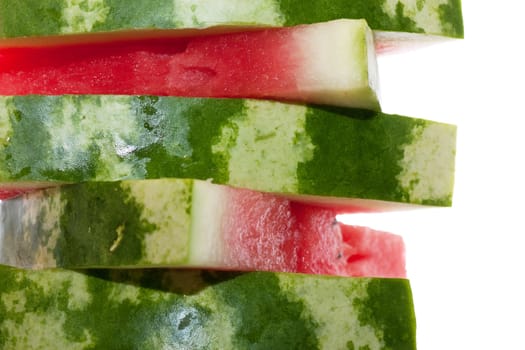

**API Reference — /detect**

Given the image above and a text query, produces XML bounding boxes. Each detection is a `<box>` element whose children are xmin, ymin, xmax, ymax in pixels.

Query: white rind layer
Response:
<box><xmin>294</xmin><ymin>19</ymin><xmax>380</xmax><ymax>110</ymax></box>
<box><xmin>188</xmin><ymin>180</ymin><xmax>229</xmax><ymax>266</ymax></box>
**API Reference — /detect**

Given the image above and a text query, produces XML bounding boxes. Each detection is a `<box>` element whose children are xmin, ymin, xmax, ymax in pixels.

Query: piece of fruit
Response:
<box><xmin>0</xmin><ymin>178</ymin><xmax>406</xmax><ymax>278</ymax></box>
<box><xmin>0</xmin><ymin>0</ymin><xmax>464</xmax><ymax>47</ymax></box>
<box><xmin>0</xmin><ymin>95</ymin><xmax>457</xmax><ymax>206</ymax></box>
<box><xmin>0</xmin><ymin>19</ymin><xmax>380</xmax><ymax>110</ymax></box>
<box><xmin>0</xmin><ymin>265</ymin><xmax>417</xmax><ymax>349</ymax></box>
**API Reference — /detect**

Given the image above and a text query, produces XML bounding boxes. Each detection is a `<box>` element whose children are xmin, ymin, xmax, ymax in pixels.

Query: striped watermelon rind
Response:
<box><xmin>0</xmin><ymin>265</ymin><xmax>417</xmax><ymax>349</ymax></box>
<box><xmin>0</xmin><ymin>95</ymin><xmax>457</xmax><ymax>206</ymax></box>
<box><xmin>0</xmin><ymin>0</ymin><xmax>463</xmax><ymax>44</ymax></box>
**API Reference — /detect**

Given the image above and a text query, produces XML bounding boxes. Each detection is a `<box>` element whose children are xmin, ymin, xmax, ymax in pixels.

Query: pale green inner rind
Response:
<box><xmin>188</xmin><ymin>180</ymin><xmax>229</xmax><ymax>267</ymax></box>
<box><xmin>292</xmin><ymin>19</ymin><xmax>380</xmax><ymax>111</ymax></box>
<box><xmin>366</xmin><ymin>24</ymin><xmax>381</xmax><ymax>107</ymax></box>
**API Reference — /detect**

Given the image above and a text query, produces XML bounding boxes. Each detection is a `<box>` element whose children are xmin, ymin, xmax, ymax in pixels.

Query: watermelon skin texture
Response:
<box><xmin>0</xmin><ymin>265</ymin><xmax>417</xmax><ymax>350</ymax></box>
<box><xmin>0</xmin><ymin>0</ymin><xmax>463</xmax><ymax>40</ymax></box>
<box><xmin>0</xmin><ymin>178</ymin><xmax>406</xmax><ymax>278</ymax></box>
<box><xmin>0</xmin><ymin>95</ymin><xmax>456</xmax><ymax>206</ymax></box>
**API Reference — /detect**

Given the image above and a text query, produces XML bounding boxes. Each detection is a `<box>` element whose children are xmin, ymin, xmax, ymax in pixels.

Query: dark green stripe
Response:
<box><xmin>214</xmin><ymin>272</ymin><xmax>319</xmax><ymax>349</ymax></box>
<box><xmin>133</xmin><ymin>96</ymin><xmax>244</xmax><ymax>184</ymax></box>
<box><xmin>95</xmin><ymin>0</ymin><xmax>177</xmax><ymax>31</ymax></box>
<box><xmin>355</xmin><ymin>278</ymin><xmax>418</xmax><ymax>349</ymax></box>
<box><xmin>299</xmin><ymin>107</ymin><xmax>419</xmax><ymax>204</ymax></box>
<box><xmin>57</xmin><ymin>182</ymin><xmax>154</xmax><ymax>267</ymax></box>
<box><xmin>0</xmin><ymin>1</ymin><xmax>64</xmax><ymax>37</ymax></box>
<box><xmin>438</xmin><ymin>0</ymin><xmax>464</xmax><ymax>38</ymax></box>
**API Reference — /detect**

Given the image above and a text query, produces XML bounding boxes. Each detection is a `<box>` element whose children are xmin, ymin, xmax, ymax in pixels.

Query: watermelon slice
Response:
<box><xmin>0</xmin><ymin>95</ymin><xmax>457</xmax><ymax>206</ymax></box>
<box><xmin>0</xmin><ymin>178</ymin><xmax>406</xmax><ymax>278</ymax></box>
<box><xmin>0</xmin><ymin>19</ymin><xmax>380</xmax><ymax>110</ymax></box>
<box><xmin>0</xmin><ymin>0</ymin><xmax>463</xmax><ymax>46</ymax></box>
<box><xmin>0</xmin><ymin>265</ymin><xmax>417</xmax><ymax>349</ymax></box>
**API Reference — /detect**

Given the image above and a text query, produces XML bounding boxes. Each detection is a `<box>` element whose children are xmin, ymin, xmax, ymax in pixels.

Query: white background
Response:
<box><xmin>341</xmin><ymin>1</ymin><xmax>525</xmax><ymax>348</ymax></box>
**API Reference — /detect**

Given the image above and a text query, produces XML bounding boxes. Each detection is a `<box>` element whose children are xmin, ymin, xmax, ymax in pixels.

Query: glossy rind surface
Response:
<box><xmin>0</xmin><ymin>95</ymin><xmax>457</xmax><ymax>206</ymax></box>
<box><xmin>0</xmin><ymin>265</ymin><xmax>417</xmax><ymax>350</ymax></box>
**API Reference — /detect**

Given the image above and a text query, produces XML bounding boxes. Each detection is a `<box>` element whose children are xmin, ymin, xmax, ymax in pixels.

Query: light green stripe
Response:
<box><xmin>61</xmin><ymin>0</ymin><xmax>110</xmax><ymax>34</ymax></box>
<box><xmin>0</xmin><ymin>97</ymin><xmax>14</xmax><ymax>179</ymax></box>
<box><xmin>212</xmin><ymin>100</ymin><xmax>315</xmax><ymax>193</ymax></box>
<box><xmin>172</xmin><ymin>0</ymin><xmax>284</xmax><ymax>27</ymax></box>
<box><xmin>1</xmin><ymin>268</ymin><xmax>95</xmax><ymax>349</ymax></box>
<box><xmin>279</xmin><ymin>275</ymin><xmax>384</xmax><ymax>349</ymax></box>
<box><xmin>48</xmin><ymin>96</ymin><xmax>147</xmax><ymax>180</ymax></box>
<box><xmin>122</xmin><ymin>179</ymin><xmax>193</xmax><ymax>265</ymax></box>
<box><xmin>398</xmin><ymin>121</ymin><xmax>457</xmax><ymax>204</ymax></box>
<box><xmin>382</xmin><ymin>0</ymin><xmax>454</xmax><ymax>36</ymax></box>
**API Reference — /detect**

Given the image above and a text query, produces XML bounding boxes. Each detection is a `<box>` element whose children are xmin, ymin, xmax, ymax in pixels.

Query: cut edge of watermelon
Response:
<box><xmin>189</xmin><ymin>180</ymin><xmax>229</xmax><ymax>266</ymax></box>
<box><xmin>1</xmin><ymin>24</ymin><xmax>461</xmax><ymax>54</ymax></box>
<box><xmin>291</xmin><ymin>19</ymin><xmax>380</xmax><ymax>110</ymax></box>
<box><xmin>0</xmin><ymin>19</ymin><xmax>381</xmax><ymax>110</ymax></box>
<box><xmin>278</xmin><ymin>191</ymin><xmax>429</xmax><ymax>213</ymax></box>
<box><xmin>374</xmin><ymin>30</ymin><xmax>463</xmax><ymax>55</ymax></box>
<box><xmin>0</xmin><ymin>181</ymin><xmax>441</xmax><ymax>211</ymax></box>
<box><xmin>0</xmin><ymin>181</ymin><xmax>65</xmax><ymax>200</ymax></box>
<box><xmin>0</xmin><ymin>26</ymin><xmax>278</xmax><ymax>48</ymax></box>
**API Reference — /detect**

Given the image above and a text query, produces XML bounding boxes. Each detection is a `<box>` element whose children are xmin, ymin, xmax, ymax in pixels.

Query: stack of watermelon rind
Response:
<box><xmin>0</xmin><ymin>1</ymin><xmax>463</xmax><ymax>349</ymax></box>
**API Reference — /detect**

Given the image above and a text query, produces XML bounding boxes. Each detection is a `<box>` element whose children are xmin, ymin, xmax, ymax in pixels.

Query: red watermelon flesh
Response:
<box><xmin>0</xmin><ymin>20</ymin><xmax>379</xmax><ymax>109</ymax></box>
<box><xmin>219</xmin><ymin>185</ymin><xmax>406</xmax><ymax>278</ymax></box>
<box><xmin>0</xmin><ymin>182</ymin><xmax>56</xmax><ymax>200</ymax></box>
<box><xmin>293</xmin><ymin>203</ymin><xmax>405</xmax><ymax>277</ymax></box>
<box><xmin>0</xmin><ymin>189</ymin><xmax>26</xmax><ymax>200</ymax></box>
<box><xmin>0</xmin><ymin>35</ymin><xmax>295</xmax><ymax>96</ymax></box>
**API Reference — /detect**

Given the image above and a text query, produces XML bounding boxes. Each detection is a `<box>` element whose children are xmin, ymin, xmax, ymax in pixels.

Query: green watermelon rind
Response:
<box><xmin>0</xmin><ymin>265</ymin><xmax>417</xmax><ymax>349</ymax></box>
<box><xmin>0</xmin><ymin>0</ymin><xmax>463</xmax><ymax>42</ymax></box>
<box><xmin>0</xmin><ymin>95</ymin><xmax>457</xmax><ymax>206</ymax></box>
